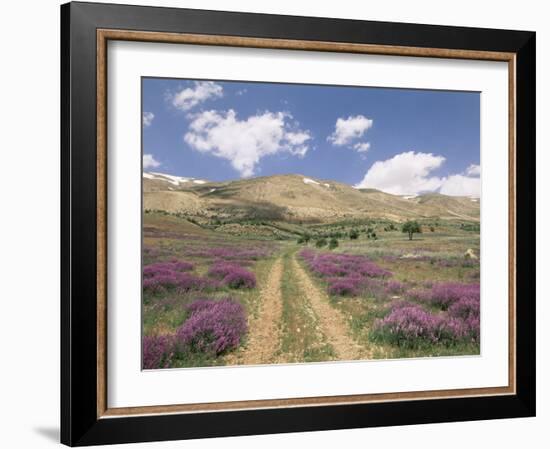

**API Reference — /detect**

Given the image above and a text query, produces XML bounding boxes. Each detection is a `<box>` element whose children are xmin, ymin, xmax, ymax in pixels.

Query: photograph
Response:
<box><xmin>141</xmin><ymin>78</ymin><xmax>481</xmax><ymax>369</ymax></box>
<box><xmin>55</xmin><ymin>1</ymin><xmax>537</xmax><ymax>445</ymax></box>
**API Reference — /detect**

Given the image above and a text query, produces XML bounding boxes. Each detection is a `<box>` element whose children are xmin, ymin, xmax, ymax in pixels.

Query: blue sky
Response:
<box><xmin>142</xmin><ymin>78</ymin><xmax>480</xmax><ymax>196</ymax></box>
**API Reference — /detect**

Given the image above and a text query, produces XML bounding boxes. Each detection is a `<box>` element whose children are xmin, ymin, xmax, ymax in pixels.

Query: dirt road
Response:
<box><xmin>291</xmin><ymin>254</ymin><xmax>365</xmax><ymax>361</ymax></box>
<box><xmin>226</xmin><ymin>257</ymin><xmax>284</xmax><ymax>365</ymax></box>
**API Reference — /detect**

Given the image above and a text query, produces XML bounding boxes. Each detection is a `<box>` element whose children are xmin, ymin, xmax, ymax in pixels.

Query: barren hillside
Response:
<box><xmin>143</xmin><ymin>172</ymin><xmax>480</xmax><ymax>222</ymax></box>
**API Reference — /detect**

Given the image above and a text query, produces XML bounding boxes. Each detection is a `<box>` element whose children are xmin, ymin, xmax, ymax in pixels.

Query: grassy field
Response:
<box><xmin>142</xmin><ymin>211</ymin><xmax>480</xmax><ymax>369</ymax></box>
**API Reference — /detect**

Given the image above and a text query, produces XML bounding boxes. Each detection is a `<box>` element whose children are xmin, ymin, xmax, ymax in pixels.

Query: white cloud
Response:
<box><xmin>354</xmin><ymin>151</ymin><xmax>446</xmax><ymax>195</ymax></box>
<box><xmin>236</xmin><ymin>89</ymin><xmax>247</xmax><ymax>96</ymax></box>
<box><xmin>143</xmin><ymin>154</ymin><xmax>161</xmax><ymax>169</ymax></box>
<box><xmin>285</xmin><ymin>131</ymin><xmax>311</xmax><ymax>147</ymax></box>
<box><xmin>466</xmin><ymin>164</ymin><xmax>481</xmax><ymax>176</ymax></box>
<box><xmin>355</xmin><ymin>151</ymin><xmax>481</xmax><ymax>197</ymax></box>
<box><xmin>440</xmin><ymin>175</ymin><xmax>480</xmax><ymax>197</ymax></box>
<box><xmin>142</xmin><ymin>111</ymin><xmax>154</xmax><ymax>127</ymax></box>
<box><xmin>353</xmin><ymin>142</ymin><xmax>371</xmax><ymax>153</ymax></box>
<box><xmin>184</xmin><ymin>109</ymin><xmax>311</xmax><ymax>177</ymax></box>
<box><xmin>171</xmin><ymin>81</ymin><xmax>223</xmax><ymax>111</ymax></box>
<box><xmin>328</xmin><ymin>115</ymin><xmax>373</xmax><ymax>146</ymax></box>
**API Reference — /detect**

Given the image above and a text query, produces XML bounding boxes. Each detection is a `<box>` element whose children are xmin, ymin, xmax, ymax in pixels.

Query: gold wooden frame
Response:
<box><xmin>96</xmin><ymin>29</ymin><xmax>516</xmax><ymax>419</ymax></box>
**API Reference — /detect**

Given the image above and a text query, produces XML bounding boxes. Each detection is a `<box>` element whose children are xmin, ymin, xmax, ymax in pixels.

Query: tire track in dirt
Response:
<box><xmin>291</xmin><ymin>254</ymin><xmax>367</xmax><ymax>361</ymax></box>
<box><xmin>273</xmin><ymin>252</ymin><xmax>335</xmax><ymax>364</ymax></box>
<box><xmin>226</xmin><ymin>257</ymin><xmax>283</xmax><ymax>365</ymax></box>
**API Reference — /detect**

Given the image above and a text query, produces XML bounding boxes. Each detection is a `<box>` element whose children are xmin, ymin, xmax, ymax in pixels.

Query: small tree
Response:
<box><xmin>303</xmin><ymin>233</ymin><xmax>311</xmax><ymax>243</ymax></box>
<box><xmin>349</xmin><ymin>229</ymin><xmax>359</xmax><ymax>240</ymax></box>
<box><xmin>402</xmin><ymin>220</ymin><xmax>421</xmax><ymax>240</ymax></box>
<box><xmin>315</xmin><ymin>238</ymin><xmax>327</xmax><ymax>248</ymax></box>
<box><xmin>329</xmin><ymin>238</ymin><xmax>339</xmax><ymax>250</ymax></box>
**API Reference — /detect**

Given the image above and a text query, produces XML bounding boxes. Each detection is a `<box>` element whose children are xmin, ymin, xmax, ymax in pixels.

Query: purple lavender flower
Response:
<box><xmin>142</xmin><ymin>259</ymin><xmax>222</xmax><ymax>294</ymax></box>
<box><xmin>143</xmin><ymin>260</ymin><xmax>194</xmax><ymax>278</ymax></box>
<box><xmin>142</xmin><ymin>335</ymin><xmax>174</xmax><ymax>369</ymax></box>
<box><xmin>372</xmin><ymin>304</ymin><xmax>447</xmax><ymax>346</ymax></box>
<box><xmin>429</xmin><ymin>282</ymin><xmax>480</xmax><ymax>310</ymax></box>
<box><xmin>176</xmin><ymin>298</ymin><xmax>248</xmax><ymax>355</ymax></box>
<box><xmin>298</xmin><ymin>249</ymin><xmax>392</xmax><ymax>297</ymax></box>
<box><xmin>327</xmin><ymin>277</ymin><xmax>361</xmax><ymax>296</ymax></box>
<box><xmin>373</xmin><ymin>298</ymin><xmax>480</xmax><ymax>347</ymax></box>
<box><xmin>448</xmin><ymin>297</ymin><xmax>480</xmax><ymax>320</ymax></box>
<box><xmin>207</xmin><ymin>261</ymin><xmax>242</xmax><ymax>279</ymax></box>
<box><xmin>407</xmin><ymin>282</ymin><xmax>480</xmax><ymax>310</ymax></box>
<box><xmin>208</xmin><ymin>261</ymin><xmax>256</xmax><ymax>289</ymax></box>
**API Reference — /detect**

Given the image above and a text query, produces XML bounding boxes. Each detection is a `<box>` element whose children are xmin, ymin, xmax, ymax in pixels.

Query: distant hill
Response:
<box><xmin>143</xmin><ymin>172</ymin><xmax>479</xmax><ymax>223</ymax></box>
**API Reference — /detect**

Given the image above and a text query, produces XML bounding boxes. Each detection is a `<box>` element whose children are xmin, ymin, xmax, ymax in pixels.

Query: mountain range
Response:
<box><xmin>143</xmin><ymin>172</ymin><xmax>480</xmax><ymax>223</ymax></box>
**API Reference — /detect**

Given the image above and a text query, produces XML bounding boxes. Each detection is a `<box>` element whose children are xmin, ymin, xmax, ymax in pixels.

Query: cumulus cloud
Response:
<box><xmin>355</xmin><ymin>151</ymin><xmax>445</xmax><ymax>195</ymax></box>
<box><xmin>440</xmin><ymin>175</ymin><xmax>480</xmax><ymax>197</ymax></box>
<box><xmin>353</xmin><ymin>142</ymin><xmax>371</xmax><ymax>153</ymax></box>
<box><xmin>328</xmin><ymin>115</ymin><xmax>373</xmax><ymax>146</ymax></box>
<box><xmin>285</xmin><ymin>131</ymin><xmax>311</xmax><ymax>146</ymax></box>
<box><xmin>143</xmin><ymin>154</ymin><xmax>161</xmax><ymax>169</ymax></box>
<box><xmin>184</xmin><ymin>109</ymin><xmax>311</xmax><ymax>177</ymax></box>
<box><xmin>171</xmin><ymin>81</ymin><xmax>223</xmax><ymax>111</ymax></box>
<box><xmin>466</xmin><ymin>164</ymin><xmax>481</xmax><ymax>176</ymax></box>
<box><xmin>142</xmin><ymin>111</ymin><xmax>154</xmax><ymax>127</ymax></box>
<box><xmin>438</xmin><ymin>163</ymin><xmax>481</xmax><ymax>196</ymax></box>
<box><xmin>355</xmin><ymin>151</ymin><xmax>481</xmax><ymax>197</ymax></box>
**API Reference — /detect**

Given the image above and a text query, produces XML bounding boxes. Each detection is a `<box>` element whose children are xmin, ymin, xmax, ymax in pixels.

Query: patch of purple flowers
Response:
<box><xmin>409</xmin><ymin>282</ymin><xmax>480</xmax><ymax>310</ymax></box>
<box><xmin>142</xmin><ymin>334</ymin><xmax>174</xmax><ymax>369</ymax></box>
<box><xmin>143</xmin><ymin>260</ymin><xmax>194</xmax><ymax>277</ymax></box>
<box><xmin>448</xmin><ymin>296</ymin><xmax>480</xmax><ymax>320</ymax></box>
<box><xmin>176</xmin><ymin>298</ymin><xmax>248</xmax><ymax>355</ymax></box>
<box><xmin>373</xmin><ymin>281</ymin><xmax>481</xmax><ymax>347</ymax></box>
<box><xmin>208</xmin><ymin>261</ymin><xmax>257</xmax><ymax>289</ymax></box>
<box><xmin>372</xmin><ymin>303</ymin><xmax>477</xmax><ymax>347</ymax></box>
<box><xmin>372</xmin><ymin>304</ymin><xmax>449</xmax><ymax>346</ymax></box>
<box><xmin>143</xmin><ymin>272</ymin><xmax>220</xmax><ymax>294</ymax></box>
<box><xmin>143</xmin><ymin>260</ymin><xmax>220</xmax><ymax>294</ymax></box>
<box><xmin>299</xmin><ymin>249</ymin><xmax>392</xmax><ymax>297</ymax></box>
<box><xmin>327</xmin><ymin>277</ymin><xmax>361</xmax><ymax>296</ymax></box>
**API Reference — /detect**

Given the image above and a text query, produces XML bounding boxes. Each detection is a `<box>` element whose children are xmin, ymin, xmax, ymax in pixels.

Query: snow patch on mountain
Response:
<box><xmin>143</xmin><ymin>171</ymin><xmax>208</xmax><ymax>186</ymax></box>
<box><xmin>303</xmin><ymin>177</ymin><xmax>330</xmax><ymax>188</ymax></box>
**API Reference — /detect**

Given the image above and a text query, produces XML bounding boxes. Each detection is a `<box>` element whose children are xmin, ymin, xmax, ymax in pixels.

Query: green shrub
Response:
<box><xmin>315</xmin><ymin>238</ymin><xmax>328</xmax><ymax>248</ymax></box>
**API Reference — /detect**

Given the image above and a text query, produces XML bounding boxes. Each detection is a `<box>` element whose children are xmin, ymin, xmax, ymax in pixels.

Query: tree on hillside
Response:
<box><xmin>329</xmin><ymin>238</ymin><xmax>339</xmax><ymax>250</ymax></box>
<box><xmin>349</xmin><ymin>229</ymin><xmax>359</xmax><ymax>240</ymax></box>
<box><xmin>402</xmin><ymin>220</ymin><xmax>422</xmax><ymax>240</ymax></box>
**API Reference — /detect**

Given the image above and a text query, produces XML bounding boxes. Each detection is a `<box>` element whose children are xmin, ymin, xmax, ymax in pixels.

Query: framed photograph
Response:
<box><xmin>61</xmin><ymin>1</ymin><xmax>536</xmax><ymax>446</ymax></box>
